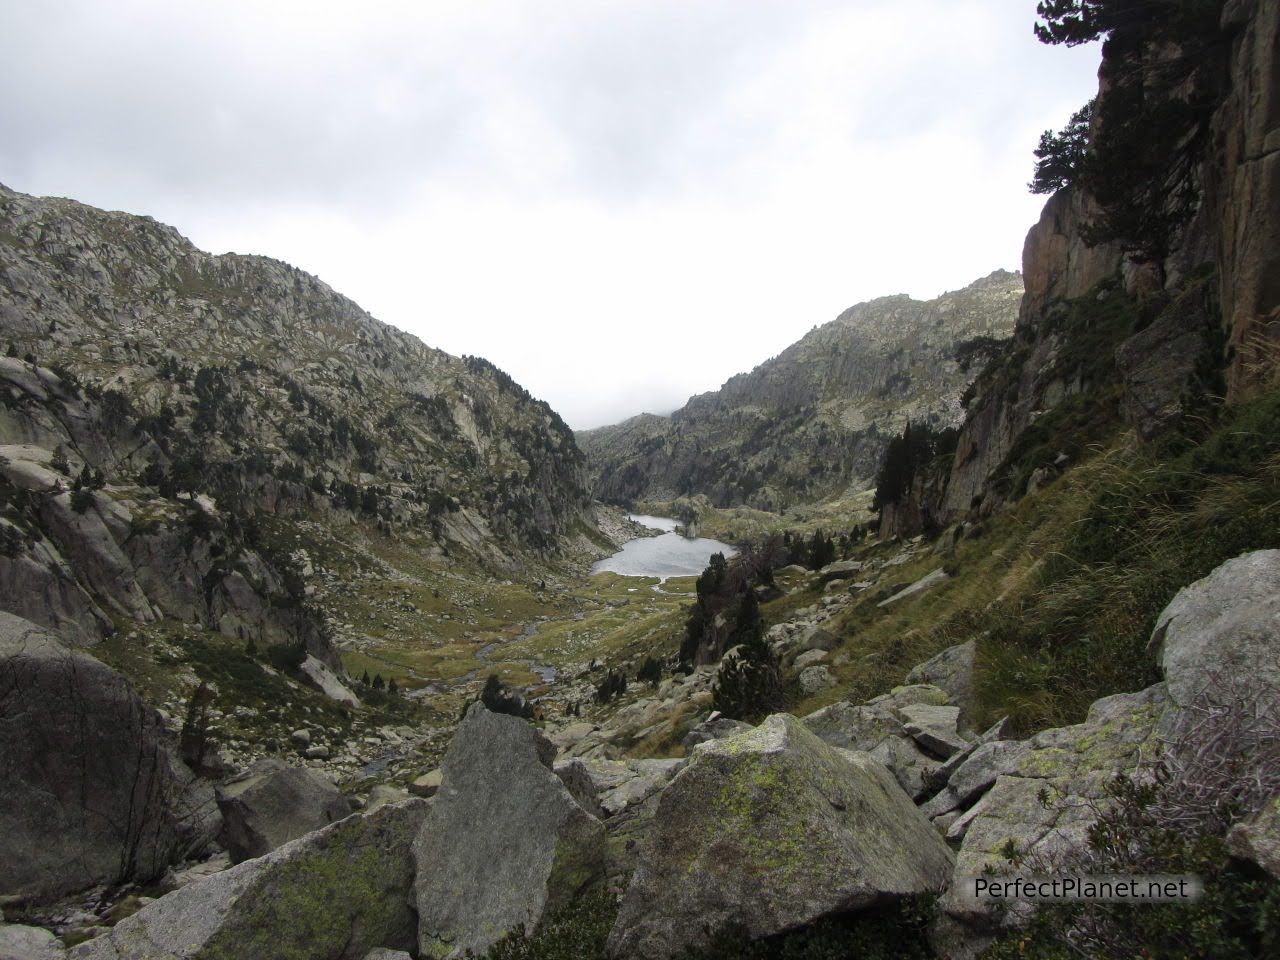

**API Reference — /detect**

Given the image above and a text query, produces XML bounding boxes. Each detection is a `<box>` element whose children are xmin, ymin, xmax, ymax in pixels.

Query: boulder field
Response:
<box><xmin>0</xmin><ymin>550</ymin><xmax>1274</xmax><ymax>959</ymax></box>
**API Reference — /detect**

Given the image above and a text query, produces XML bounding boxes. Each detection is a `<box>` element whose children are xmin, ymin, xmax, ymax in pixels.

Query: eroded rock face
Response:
<box><xmin>413</xmin><ymin>704</ymin><xmax>606</xmax><ymax>959</ymax></box>
<box><xmin>606</xmin><ymin>714</ymin><xmax>954</xmax><ymax>960</ymax></box>
<box><xmin>0</xmin><ymin>613</ymin><xmax>217</xmax><ymax>903</ymax></box>
<box><xmin>71</xmin><ymin>799</ymin><xmax>428</xmax><ymax>960</ymax></box>
<box><xmin>216</xmin><ymin>758</ymin><xmax>354</xmax><ymax>864</ymax></box>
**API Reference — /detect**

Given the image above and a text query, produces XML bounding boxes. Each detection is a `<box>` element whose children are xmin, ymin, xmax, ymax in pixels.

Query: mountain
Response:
<box><xmin>0</xmin><ymin>184</ymin><xmax>595</xmax><ymax>564</ymax></box>
<box><xmin>577</xmin><ymin>271</ymin><xmax>1022</xmax><ymax>510</ymax></box>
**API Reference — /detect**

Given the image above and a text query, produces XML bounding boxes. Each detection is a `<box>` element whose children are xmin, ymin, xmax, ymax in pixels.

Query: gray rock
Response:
<box><xmin>606</xmin><ymin>714</ymin><xmax>954</xmax><ymax>959</ymax></box>
<box><xmin>408</xmin><ymin>769</ymin><xmax>442</xmax><ymax>798</ymax></box>
<box><xmin>943</xmin><ymin>684</ymin><xmax>1169</xmax><ymax>923</ymax></box>
<box><xmin>0</xmin><ymin>924</ymin><xmax>66</xmax><ymax>960</ymax></box>
<box><xmin>1227</xmin><ymin>797</ymin><xmax>1280</xmax><ymax>878</ymax></box>
<box><xmin>1151</xmin><ymin>549</ymin><xmax>1280</xmax><ymax>708</ymax></box>
<box><xmin>365</xmin><ymin>785</ymin><xmax>410</xmax><ymax>813</ymax></box>
<box><xmin>792</xmin><ymin>648</ymin><xmax>829</xmax><ymax>671</ymax></box>
<box><xmin>680</xmin><ymin>716</ymin><xmax>752</xmax><ymax>752</ymax></box>
<box><xmin>905</xmin><ymin>640</ymin><xmax>976</xmax><ymax>724</ymax></box>
<box><xmin>71</xmin><ymin>799</ymin><xmax>428</xmax><ymax>960</ymax></box>
<box><xmin>798</xmin><ymin>664</ymin><xmax>835</xmax><ymax>694</ymax></box>
<box><xmin>414</xmin><ymin>705</ymin><xmax>606</xmax><ymax>959</ymax></box>
<box><xmin>868</xmin><ymin>734</ymin><xmax>943</xmax><ymax>800</ymax></box>
<box><xmin>897</xmin><ymin>703</ymin><xmax>970</xmax><ymax>759</ymax></box>
<box><xmin>795</xmin><ymin>624</ymin><xmax>838</xmax><ymax>653</ymax></box>
<box><xmin>0</xmin><ymin>613</ymin><xmax>217</xmax><ymax>902</ymax></box>
<box><xmin>877</xmin><ymin>568</ymin><xmax>949</xmax><ymax>608</ymax></box>
<box><xmin>290</xmin><ymin>729</ymin><xmax>312</xmax><ymax>747</ymax></box>
<box><xmin>362</xmin><ymin>951</ymin><xmax>412</xmax><ymax>960</ymax></box>
<box><xmin>216</xmin><ymin>758</ymin><xmax>354</xmax><ymax>863</ymax></box>
<box><xmin>298</xmin><ymin>655</ymin><xmax>361</xmax><ymax>708</ymax></box>
<box><xmin>817</xmin><ymin>559</ymin><xmax>863</xmax><ymax>582</ymax></box>
<box><xmin>921</xmin><ymin>740</ymin><xmax>1033</xmax><ymax>819</ymax></box>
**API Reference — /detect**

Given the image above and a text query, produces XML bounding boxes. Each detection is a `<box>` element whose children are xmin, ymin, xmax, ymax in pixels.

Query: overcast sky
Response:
<box><xmin>0</xmin><ymin>1</ymin><xmax>1099</xmax><ymax>429</ymax></box>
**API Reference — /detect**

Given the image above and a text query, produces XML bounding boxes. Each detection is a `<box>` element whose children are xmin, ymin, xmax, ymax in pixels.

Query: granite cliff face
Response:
<box><xmin>0</xmin><ymin>185</ymin><xmax>594</xmax><ymax>565</ymax></box>
<box><xmin>579</xmin><ymin>271</ymin><xmax>1022</xmax><ymax>510</ymax></box>
<box><xmin>888</xmin><ymin>0</ymin><xmax>1280</xmax><ymax>535</ymax></box>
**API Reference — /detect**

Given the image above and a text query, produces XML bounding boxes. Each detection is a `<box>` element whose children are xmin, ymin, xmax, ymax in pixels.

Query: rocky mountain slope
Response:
<box><xmin>577</xmin><ymin>271</ymin><xmax>1021</xmax><ymax>510</ymax></box>
<box><xmin>880</xmin><ymin>0</ymin><xmax>1279</xmax><ymax>537</ymax></box>
<box><xmin>0</xmin><ymin>184</ymin><xmax>595</xmax><ymax>565</ymax></box>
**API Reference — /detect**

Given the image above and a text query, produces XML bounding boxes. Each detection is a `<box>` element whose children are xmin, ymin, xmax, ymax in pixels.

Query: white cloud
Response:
<box><xmin>0</xmin><ymin>0</ymin><xmax>1100</xmax><ymax>429</ymax></box>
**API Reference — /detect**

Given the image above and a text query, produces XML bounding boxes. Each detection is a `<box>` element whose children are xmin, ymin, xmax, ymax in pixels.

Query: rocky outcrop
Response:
<box><xmin>0</xmin><ymin>613</ymin><xmax>217</xmax><ymax>903</ymax></box>
<box><xmin>1212</xmin><ymin>0</ymin><xmax>1280</xmax><ymax>399</ymax></box>
<box><xmin>579</xmin><ymin>272</ymin><xmax>1022</xmax><ymax>510</ymax></box>
<box><xmin>802</xmin><ymin>684</ymin><xmax>963</xmax><ymax>799</ymax></box>
<box><xmin>606</xmin><ymin>715</ymin><xmax>954</xmax><ymax>959</ymax></box>
<box><xmin>1150</xmin><ymin>548</ymin><xmax>1280</xmax><ymax>708</ymax></box>
<box><xmin>413</xmin><ymin>705</ymin><xmax>606</xmax><ymax>959</ymax></box>
<box><xmin>216</xmin><ymin>758</ymin><xmax>354</xmax><ymax>863</ymax></box>
<box><xmin>71</xmin><ymin>799</ymin><xmax>428</xmax><ymax>960</ymax></box>
<box><xmin>942</xmin><ymin>684</ymin><xmax>1170</xmax><ymax>924</ymax></box>
<box><xmin>0</xmin><ymin>925</ymin><xmax>66</xmax><ymax>960</ymax></box>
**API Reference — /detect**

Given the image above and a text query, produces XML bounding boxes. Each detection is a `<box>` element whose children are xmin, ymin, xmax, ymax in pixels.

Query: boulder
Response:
<box><xmin>216</xmin><ymin>758</ymin><xmax>354</xmax><ymax>863</ymax></box>
<box><xmin>680</xmin><ymin>715</ymin><xmax>751</xmax><ymax>752</ymax></box>
<box><xmin>897</xmin><ymin>703</ymin><xmax>970</xmax><ymax>759</ymax></box>
<box><xmin>606</xmin><ymin>714</ymin><xmax>954</xmax><ymax>959</ymax></box>
<box><xmin>0</xmin><ymin>924</ymin><xmax>65</xmax><ymax>960</ymax></box>
<box><xmin>905</xmin><ymin>640</ymin><xmax>977</xmax><ymax>724</ymax></box>
<box><xmin>298</xmin><ymin>655</ymin><xmax>361</xmax><ymax>708</ymax></box>
<box><xmin>408</xmin><ymin>769</ymin><xmax>442</xmax><ymax>798</ymax></box>
<box><xmin>943</xmin><ymin>685</ymin><xmax>1168</xmax><ymax>923</ymax></box>
<box><xmin>364</xmin><ymin>785</ymin><xmax>410</xmax><ymax>813</ymax></box>
<box><xmin>792</xmin><ymin>648</ymin><xmax>829</xmax><ymax>671</ymax></box>
<box><xmin>920</xmin><ymin>740</ymin><xmax>1033</xmax><ymax>819</ymax></box>
<box><xmin>1228</xmin><ymin>797</ymin><xmax>1280</xmax><ymax>878</ymax></box>
<box><xmin>797</xmin><ymin>664</ymin><xmax>835</xmax><ymax>694</ymax></box>
<box><xmin>1151</xmin><ymin>549</ymin><xmax>1280</xmax><ymax>708</ymax></box>
<box><xmin>71</xmin><ymin>799</ymin><xmax>428</xmax><ymax>960</ymax></box>
<box><xmin>0</xmin><ymin>613</ymin><xmax>217</xmax><ymax>903</ymax></box>
<box><xmin>877</xmin><ymin>569</ymin><xmax>949</xmax><ymax>608</ymax></box>
<box><xmin>795</xmin><ymin>624</ymin><xmax>838</xmax><ymax>653</ymax></box>
<box><xmin>866</xmin><ymin>735</ymin><xmax>942</xmax><ymax>801</ymax></box>
<box><xmin>413</xmin><ymin>704</ymin><xmax>606</xmax><ymax>959</ymax></box>
<box><xmin>362</xmin><ymin>951</ymin><xmax>411</xmax><ymax>960</ymax></box>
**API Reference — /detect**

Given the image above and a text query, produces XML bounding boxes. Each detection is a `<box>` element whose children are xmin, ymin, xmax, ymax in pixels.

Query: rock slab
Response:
<box><xmin>606</xmin><ymin>714</ymin><xmax>954</xmax><ymax>959</ymax></box>
<box><xmin>413</xmin><ymin>704</ymin><xmax>606</xmax><ymax>959</ymax></box>
<box><xmin>0</xmin><ymin>613</ymin><xmax>216</xmax><ymax>902</ymax></box>
<box><xmin>216</xmin><ymin>758</ymin><xmax>354</xmax><ymax>863</ymax></box>
<box><xmin>71</xmin><ymin>799</ymin><xmax>428</xmax><ymax>960</ymax></box>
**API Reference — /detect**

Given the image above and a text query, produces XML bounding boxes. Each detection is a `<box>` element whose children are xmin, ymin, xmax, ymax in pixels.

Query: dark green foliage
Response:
<box><xmin>872</xmin><ymin>421</ymin><xmax>958</xmax><ymax>512</ymax></box>
<box><xmin>712</xmin><ymin>590</ymin><xmax>784</xmax><ymax>722</ymax></box>
<box><xmin>178</xmin><ymin>681</ymin><xmax>215</xmax><ymax>773</ymax></box>
<box><xmin>680</xmin><ymin>897</ymin><xmax>936</xmax><ymax>960</ymax></box>
<box><xmin>469</xmin><ymin>893</ymin><xmax>617</xmax><ymax>960</ymax></box>
<box><xmin>1030</xmin><ymin>99</ymin><xmax>1094</xmax><ymax>195</ymax></box>
<box><xmin>636</xmin><ymin>656</ymin><xmax>662</xmax><ymax>685</ymax></box>
<box><xmin>265</xmin><ymin>642</ymin><xmax>307</xmax><ymax>673</ymax></box>
<box><xmin>1031</xmin><ymin>0</ymin><xmax>1227</xmax><ymax>258</ymax></box>
<box><xmin>805</xmin><ymin>530</ymin><xmax>836</xmax><ymax>570</ymax></box>
<box><xmin>481</xmin><ymin>673</ymin><xmax>534</xmax><ymax>719</ymax></box>
<box><xmin>594</xmin><ymin>669</ymin><xmax>628</xmax><ymax>704</ymax></box>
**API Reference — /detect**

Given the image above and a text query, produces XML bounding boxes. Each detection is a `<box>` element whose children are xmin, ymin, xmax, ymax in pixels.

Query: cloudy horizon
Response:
<box><xmin>0</xmin><ymin>1</ymin><xmax>1101</xmax><ymax>429</ymax></box>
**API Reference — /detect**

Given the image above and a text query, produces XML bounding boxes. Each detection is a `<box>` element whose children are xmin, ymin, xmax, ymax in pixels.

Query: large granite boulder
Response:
<box><xmin>71</xmin><ymin>799</ymin><xmax>428</xmax><ymax>960</ymax></box>
<box><xmin>606</xmin><ymin>714</ymin><xmax>954</xmax><ymax>959</ymax></box>
<box><xmin>413</xmin><ymin>704</ymin><xmax>606</xmax><ymax>959</ymax></box>
<box><xmin>1151</xmin><ymin>549</ymin><xmax>1280</xmax><ymax>708</ymax></box>
<box><xmin>217</xmin><ymin>758</ymin><xmax>354</xmax><ymax>863</ymax></box>
<box><xmin>0</xmin><ymin>924</ymin><xmax>66</xmax><ymax>960</ymax></box>
<box><xmin>0</xmin><ymin>613</ymin><xmax>217</xmax><ymax>903</ymax></box>
<box><xmin>802</xmin><ymin>685</ymin><xmax>952</xmax><ymax>799</ymax></box>
<box><xmin>942</xmin><ymin>685</ymin><xmax>1169</xmax><ymax>924</ymax></box>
